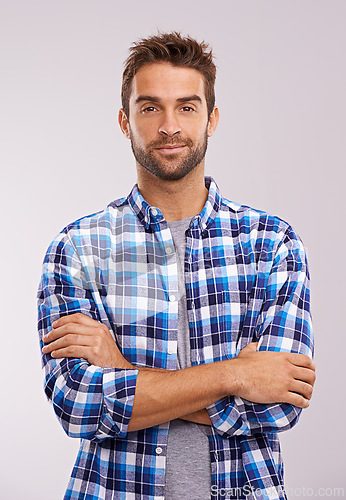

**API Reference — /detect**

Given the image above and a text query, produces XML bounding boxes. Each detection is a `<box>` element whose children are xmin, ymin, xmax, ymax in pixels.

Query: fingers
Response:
<box><xmin>287</xmin><ymin>352</ymin><xmax>316</xmax><ymax>371</ymax></box>
<box><xmin>292</xmin><ymin>365</ymin><xmax>316</xmax><ymax>387</ymax></box>
<box><xmin>48</xmin><ymin>345</ymin><xmax>91</xmax><ymax>360</ymax></box>
<box><xmin>289</xmin><ymin>379</ymin><xmax>313</xmax><ymax>402</ymax></box>
<box><xmin>41</xmin><ymin>313</ymin><xmax>125</xmax><ymax>368</ymax></box>
<box><xmin>285</xmin><ymin>359</ymin><xmax>316</xmax><ymax>408</ymax></box>
<box><xmin>42</xmin><ymin>333</ymin><xmax>94</xmax><ymax>355</ymax></box>
<box><xmin>43</xmin><ymin>323</ymin><xmax>106</xmax><ymax>343</ymax></box>
<box><xmin>285</xmin><ymin>392</ymin><xmax>310</xmax><ymax>409</ymax></box>
<box><xmin>52</xmin><ymin>313</ymin><xmax>104</xmax><ymax>329</ymax></box>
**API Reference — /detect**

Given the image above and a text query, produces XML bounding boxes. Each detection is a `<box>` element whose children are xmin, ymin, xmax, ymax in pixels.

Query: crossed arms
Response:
<box><xmin>42</xmin><ymin>313</ymin><xmax>315</xmax><ymax>433</ymax></box>
<box><xmin>38</xmin><ymin>226</ymin><xmax>315</xmax><ymax>440</ymax></box>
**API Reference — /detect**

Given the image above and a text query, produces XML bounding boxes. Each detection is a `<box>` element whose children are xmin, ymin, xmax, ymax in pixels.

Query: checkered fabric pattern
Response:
<box><xmin>37</xmin><ymin>177</ymin><xmax>313</xmax><ymax>500</ymax></box>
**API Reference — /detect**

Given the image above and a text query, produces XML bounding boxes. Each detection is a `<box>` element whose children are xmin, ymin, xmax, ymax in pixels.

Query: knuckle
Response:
<box><xmin>65</xmin><ymin>333</ymin><xmax>75</xmax><ymax>343</ymax></box>
<box><xmin>69</xmin><ymin>323</ymin><xmax>80</xmax><ymax>333</ymax></box>
<box><xmin>94</xmin><ymin>336</ymin><xmax>102</xmax><ymax>348</ymax></box>
<box><xmin>304</xmin><ymin>385</ymin><xmax>312</xmax><ymax>399</ymax></box>
<box><xmin>61</xmin><ymin>315</ymin><xmax>71</xmax><ymax>325</ymax></box>
<box><xmin>91</xmin><ymin>344</ymin><xmax>100</xmax><ymax>357</ymax></box>
<box><xmin>304</xmin><ymin>354</ymin><xmax>311</xmax><ymax>364</ymax></box>
<box><xmin>59</xmin><ymin>323</ymin><xmax>68</xmax><ymax>333</ymax></box>
<box><xmin>76</xmin><ymin>334</ymin><xmax>84</xmax><ymax>344</ymax></box>
<box><xmin>66</xmin><ymin>345</ymin><xmax>76</xmax><ymax>356</ymax></box>
<box><xmin>284</xmin><ymin>363</ymin><xmax>293</xmax><ymax>377</ymax></box>
<box><xmin>297</xmin><ymin>395</ymin><xmax>306</xmax><ymax>408</ymax></box>
<box><xmin>97</xmin><ymin>326</ymin><xmax>107</xmax><ymax>336</ymax></box>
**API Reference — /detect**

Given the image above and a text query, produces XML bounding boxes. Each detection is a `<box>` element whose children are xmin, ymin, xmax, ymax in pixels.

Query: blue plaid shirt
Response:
<box><xmin>37</xmin><ymin>177</ymin><xmax>313</xmax><ymax>500</ymax></box>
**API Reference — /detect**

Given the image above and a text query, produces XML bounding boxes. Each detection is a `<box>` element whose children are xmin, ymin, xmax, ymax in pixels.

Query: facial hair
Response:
<box><xmin>130</xmin><ymin>128</ymin><xmax>208</xmax><ymax>181</ymax></box>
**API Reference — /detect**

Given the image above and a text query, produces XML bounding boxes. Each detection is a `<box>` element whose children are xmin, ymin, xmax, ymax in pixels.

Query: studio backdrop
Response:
<box><xmin>1</xmin><ymin>1</ymin><xmax>345</xmax><ymax>498</ymax></box>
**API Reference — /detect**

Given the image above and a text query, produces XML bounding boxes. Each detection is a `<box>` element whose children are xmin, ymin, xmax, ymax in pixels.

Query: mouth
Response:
<box><xmin>155</xmin><ymin>145</ymin><xmax>186</xmax><ymax>155</ymax></box>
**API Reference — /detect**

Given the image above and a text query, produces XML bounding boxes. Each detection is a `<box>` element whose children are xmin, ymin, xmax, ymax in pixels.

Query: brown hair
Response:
<box><xmin>121</xmin><ymin>32</ymin><xmax>216</xmax><ymax>118</ymax></box>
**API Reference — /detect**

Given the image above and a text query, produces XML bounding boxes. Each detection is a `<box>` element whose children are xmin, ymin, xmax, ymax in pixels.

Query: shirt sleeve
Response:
<box><xmin>37</xmin><ymin>230</ymin><xmax>139</xmax><ymax>442</ymax></box>
<box><xmin>206</xmin><ymin>225</ymin><xmax>314</xmax><ymax>437</ymax></box>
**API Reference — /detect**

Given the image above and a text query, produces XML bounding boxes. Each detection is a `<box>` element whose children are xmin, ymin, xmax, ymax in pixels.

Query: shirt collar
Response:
<box><xmin>126</xmin><ymin>176</ymin><xmax>222</xmax><ymax>232</ymax></box>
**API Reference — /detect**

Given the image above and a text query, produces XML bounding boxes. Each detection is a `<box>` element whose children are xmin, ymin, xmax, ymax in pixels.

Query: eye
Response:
<box><xmin>142</xmin><ymin>106</ymin><xmax>158</xmax><ymax>113</ymax></box>
<box><xmin>181</xmin><ymin>106</ymin><xmax>195</xmax><ymax>112</ymax></box>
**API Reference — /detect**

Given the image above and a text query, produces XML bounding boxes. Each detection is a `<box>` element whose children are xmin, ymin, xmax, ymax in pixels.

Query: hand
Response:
<box><xmin>233</xmin><ymin>342</ymin><xmax>316</xmax><ymax>408</ymax></box>
<box><xmin>42</xmin><ymin>313</ymin><xmax>134</xmax><ymax>369</ymax></box>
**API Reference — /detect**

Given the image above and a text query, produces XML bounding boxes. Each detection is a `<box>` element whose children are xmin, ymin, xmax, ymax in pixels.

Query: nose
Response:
<box><xmin>158</xmin><ymin>111</ymin><xmax>181</xmax><ymax>137</ymax></box>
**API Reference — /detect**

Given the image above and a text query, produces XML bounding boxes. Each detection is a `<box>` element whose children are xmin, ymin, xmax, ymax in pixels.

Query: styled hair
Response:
<box><xmin>121</xmin><ymin>32</ymin><xmax>216</xmax><ymax>118</ymax></box>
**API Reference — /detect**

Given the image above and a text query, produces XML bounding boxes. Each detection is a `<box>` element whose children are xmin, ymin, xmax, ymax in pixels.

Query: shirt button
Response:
<box><xmin>166</xmin><ymin>247</ymin><xmax>173</xmax><ymax>254</ymax></box>
<box><xmin>168</xmin><ymin>347</ymin><xmax>174</xmax><ymax>355</ymax></box>
<box><xmin>169</xmin><ymin>295</ymin><xmax>176</xmax><ymax>302</ymax></box>
<box><xmin>151</xmin><ymin>208</ymin><xmax>158</xmax><ymax>216</ymax></box>
<box><xmin>155</xmin><ymin>447</ymin><xmax>163</xmax><ymax>455</ymax></box>
<box><xmin>191</xmin><ymin>301</ymin><xmax>195</xmax><ymax>309</ymax></box>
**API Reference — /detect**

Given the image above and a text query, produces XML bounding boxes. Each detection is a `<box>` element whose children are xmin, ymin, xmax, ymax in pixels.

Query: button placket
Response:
<box><xmin>167</xmin><ymin>340</ymin><xmax>176</xmax><ymax>355</ymax></box>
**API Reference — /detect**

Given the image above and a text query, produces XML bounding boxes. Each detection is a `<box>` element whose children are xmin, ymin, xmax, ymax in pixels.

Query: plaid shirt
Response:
<box><xmin>37</xmin><ymin>177</ymin><xmax>313</xmax><ymax>500</ymax></box>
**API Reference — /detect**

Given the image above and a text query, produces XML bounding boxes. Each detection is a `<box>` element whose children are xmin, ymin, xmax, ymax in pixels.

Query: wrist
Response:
<box><xmin>222</xmin><ymin>357</ymin><xmax>243</xmax><ymax>398</ymax></box>
<box><xmin>111</xmin><ymin>356</ymin><xmax>137</xmax><ymax>370</ymax></box>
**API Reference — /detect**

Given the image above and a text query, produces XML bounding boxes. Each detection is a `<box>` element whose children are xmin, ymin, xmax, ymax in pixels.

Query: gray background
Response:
<box><xmin>1</xmin><ymin>1</ymin><xmax>345</xmax><ymax>498</ymax></box>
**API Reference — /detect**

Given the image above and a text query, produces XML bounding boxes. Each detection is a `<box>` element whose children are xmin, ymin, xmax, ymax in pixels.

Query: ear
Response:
<box><xmin>207</xmin><ymin>106</ymin><xmax>219</xmax><ymax>138</ymax></box>
<box><xmin>118</xmin><ymin>108</ymin><xmax>131</xmax><ymax>139</ymax></box>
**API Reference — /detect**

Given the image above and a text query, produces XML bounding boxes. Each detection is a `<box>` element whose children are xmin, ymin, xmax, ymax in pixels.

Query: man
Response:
<box><xmin>38</xmin><ymin>32</ymin><xmax>315</xmax><ymax>500</ymax></box>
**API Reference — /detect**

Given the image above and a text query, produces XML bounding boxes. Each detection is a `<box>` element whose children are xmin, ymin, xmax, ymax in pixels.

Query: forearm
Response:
<box><xmin>128</xmin><ymin>361</ymin><xmax>230</xmax><ymax>432</ymax></box>
<box><xmin>128</xmin><ymin>347</ymin><xmax>314</xmax><ymax>433</ymax></box>
<box><xmin>41</xmin><ymin>311</ymin><xmax>314</xmax><ymax>436</ymax></box>
<box><xmin>180</xmin><ymin>409</ymin><xmax>212</xmax><ymax>425</ymax></box>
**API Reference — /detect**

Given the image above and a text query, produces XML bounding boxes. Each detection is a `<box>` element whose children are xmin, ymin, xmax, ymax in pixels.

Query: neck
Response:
<box><xmin>136</xmin><ymin>162</ymin><xmax>209</xmax><ymax>222</ymax></box>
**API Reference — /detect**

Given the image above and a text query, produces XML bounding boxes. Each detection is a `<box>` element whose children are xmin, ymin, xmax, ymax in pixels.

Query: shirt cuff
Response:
<box><xmin>206</xmin><ymin>396</ymin><xmax>250</xmax><ymax>437</ymax></box>
<box><xmin>100</xmin><ymin>367</ymin><xmax>139</xmax><ymax>438</ymax></box>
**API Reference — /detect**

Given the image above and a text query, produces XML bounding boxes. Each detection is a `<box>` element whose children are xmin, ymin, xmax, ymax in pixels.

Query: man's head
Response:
<box><xmin>121</xmin><ymin>32</ymin><xmax>216</xmax><ymax>120</ymax></box>
<box><xmin>119</xmin><ymin>32</ymin><xmax>219</xmax><ymax>182</ymax></box>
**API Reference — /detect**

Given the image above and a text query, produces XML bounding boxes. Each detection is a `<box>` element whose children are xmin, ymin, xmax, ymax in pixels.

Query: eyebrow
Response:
<box><xmin>134</xmin><ymin>94</ymin><xmax>203</xmax><ymax>105</ymax></box>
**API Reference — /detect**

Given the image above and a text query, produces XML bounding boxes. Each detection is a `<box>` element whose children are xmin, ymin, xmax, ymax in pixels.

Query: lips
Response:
<box><xmin>155</xmin><ymin>144</ymin><xmax>186</xmax><ymax>154</ymax></box>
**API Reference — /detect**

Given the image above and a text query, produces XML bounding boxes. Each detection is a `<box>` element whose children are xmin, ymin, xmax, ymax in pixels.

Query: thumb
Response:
<box><xmin>240</xmin><ymin>341</ymin><xmax>259</xmax><ymax>354</ymax></box>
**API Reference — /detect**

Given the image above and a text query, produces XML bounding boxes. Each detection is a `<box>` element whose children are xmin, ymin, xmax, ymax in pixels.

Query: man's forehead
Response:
<box><xmin>130</xmin><ymin>62</ymin><xmax>206</xmax><ymax>103</ymax></box>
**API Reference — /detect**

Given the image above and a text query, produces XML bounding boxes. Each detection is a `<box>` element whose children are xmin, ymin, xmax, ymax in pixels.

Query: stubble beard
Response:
<box><xmin>130</xmin><ymin>129</ymin><xmax>209</xmax><ymax>181</ymax></box>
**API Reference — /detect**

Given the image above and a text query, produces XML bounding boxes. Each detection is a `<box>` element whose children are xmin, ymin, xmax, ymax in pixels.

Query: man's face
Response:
<box><xmin>120</xmin><ymin>62</ymin><xmax>216</xmax><ymax>181</ymax></box>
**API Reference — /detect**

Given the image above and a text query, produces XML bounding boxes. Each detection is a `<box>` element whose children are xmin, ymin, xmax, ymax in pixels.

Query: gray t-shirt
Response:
<box><xmin>165</xmin><ymin>217</ymin><xmax>211</xmax><ymax>500</ymax></box>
